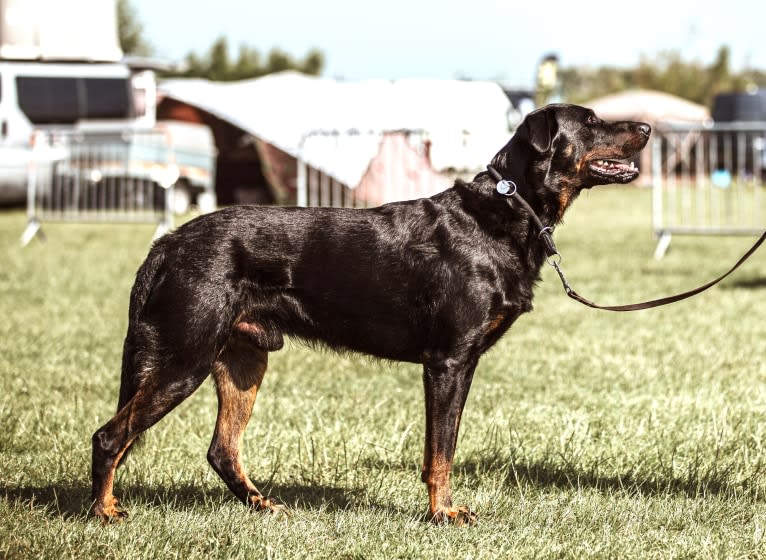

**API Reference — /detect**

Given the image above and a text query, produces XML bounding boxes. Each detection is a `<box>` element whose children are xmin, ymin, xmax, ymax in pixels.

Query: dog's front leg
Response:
<box><xmin>421</xmin><ymin>356</ymin><xmax>479</xmax><ymax>525</ymax></box>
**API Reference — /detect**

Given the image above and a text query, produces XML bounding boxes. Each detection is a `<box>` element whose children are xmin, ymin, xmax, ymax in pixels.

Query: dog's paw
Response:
<box><xmin>93</xmin><ymin>497</ymin><xmax>129</xmax><ymax>525</ymax></box>
<box><xmin>248</xmin><ymin>494</ymin><xmax>290</xmax><ymax>518</ymax></box>
<box><xmin>430</xmin><ymin>505</ymin><xmax>478</xmax><ymax>527</ymax></box>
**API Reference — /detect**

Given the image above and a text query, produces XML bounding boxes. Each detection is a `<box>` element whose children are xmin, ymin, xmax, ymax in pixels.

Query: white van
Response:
<box><xmin>0</xmin><ymin>61</ymin><xmax>136</xmax><ymax>204</ymax></box>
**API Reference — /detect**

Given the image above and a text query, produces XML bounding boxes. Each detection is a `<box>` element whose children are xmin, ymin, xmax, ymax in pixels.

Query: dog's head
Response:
<box><xmin>490</xmin><ymin>104</ymin><xmax>651</xmax><ymax>220</ymax></box>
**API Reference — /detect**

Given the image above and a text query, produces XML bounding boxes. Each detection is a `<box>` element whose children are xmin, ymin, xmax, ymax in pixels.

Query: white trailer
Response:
<box><xmin>0</xmin><ymin>0</ymin><xmax>122</xmax><ymax>62</ymax></box>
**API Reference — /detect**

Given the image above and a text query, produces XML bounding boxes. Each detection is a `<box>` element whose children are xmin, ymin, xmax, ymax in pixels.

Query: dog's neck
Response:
<box><xmin>487</xmin><ymin>150</ymin><xmax>568</xmax><ymax>228</ymax></box>
<box><xmin>488</xmin><ymin>168</ymin><xmax>565</xmax><ymax>226</ymax></box>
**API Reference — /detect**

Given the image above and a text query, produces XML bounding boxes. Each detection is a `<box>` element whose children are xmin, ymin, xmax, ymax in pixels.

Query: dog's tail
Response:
<box><xmin>117</xmin><ymin>244</ymin><xmax>167</xmax><ymax>412</ymax></box>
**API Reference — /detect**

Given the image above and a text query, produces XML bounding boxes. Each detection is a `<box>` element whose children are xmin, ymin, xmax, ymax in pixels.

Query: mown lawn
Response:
<box><xmin>1</xmin><ymin>187</ymin><xmax>765</xmax><ymax>559</ymax></box>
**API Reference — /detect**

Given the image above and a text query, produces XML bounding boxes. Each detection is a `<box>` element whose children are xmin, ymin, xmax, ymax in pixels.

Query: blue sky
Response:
<box><xmin>132</xmin><ymin>0</ymin><xmax>766</xmax><ymax>88</ymax></box>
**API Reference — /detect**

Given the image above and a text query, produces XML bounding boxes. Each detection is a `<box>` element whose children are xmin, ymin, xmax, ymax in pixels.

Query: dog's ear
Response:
<box><xmin>522</xmin><ymin>108</ymin><xmax>559</xmax><ymax>153</ymax></box>
<box><xmin>490</xmin><ymin>107</ymin><xmax>559</xmax><ymax>171</ymax></box>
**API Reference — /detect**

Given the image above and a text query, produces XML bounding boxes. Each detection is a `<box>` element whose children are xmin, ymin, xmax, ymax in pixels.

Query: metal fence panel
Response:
<box><xmin>21</xmin><ymin>129</ymin><xmax>177</xmax><ymax>245</ymax></box>
<box><xmin>652</xmin><ymin>122</ymin><xmax>766</xmax><ymax>258</ymax></box>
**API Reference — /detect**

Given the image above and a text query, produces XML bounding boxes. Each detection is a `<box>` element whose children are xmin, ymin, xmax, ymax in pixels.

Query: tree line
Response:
<box><xmin>119</xmin><ymin>0</ymin><xmax>764</xmax><ymax>106</ymax></box>
<box><xmin>176</xmin><ymin>38</ymin><xmax>323</xmax><ymax>82</ymax></box>
<box><xmin>559</xmin><ymin>46</ymin><xmax>766</xmax><ymax>106</ymax></box>
<box><xmin>117</xmin><ymin>0</ymin><xmax>324</xmax><ymax>80</ymax></box>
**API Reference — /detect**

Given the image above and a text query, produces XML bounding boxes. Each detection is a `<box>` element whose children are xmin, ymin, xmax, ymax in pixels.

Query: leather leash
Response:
<box><xmin>486</xmin><ymin>164</ymin><xmax>766</xmax><ymax>312</ymax></box>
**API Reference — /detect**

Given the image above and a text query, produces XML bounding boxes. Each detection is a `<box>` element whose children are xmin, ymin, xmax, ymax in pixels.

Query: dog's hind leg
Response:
<box><xmin>421</xmin><ymin>356</ymin><xmax>479</xmax><ymax>526</ymax></box>
<box><xmin>91</xmin><ymin>366</ymin><xmax>209</xmax><ymax>523</ymax></box>
<box><xmin>207</xmin><ymin>336</ymin><xmax>285</xmax><ymax>514</ymax></box>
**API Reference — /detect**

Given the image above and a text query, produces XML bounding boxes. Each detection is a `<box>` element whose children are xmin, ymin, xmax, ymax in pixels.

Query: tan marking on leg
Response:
<box><xmin>92</xmin><ymin>435</ymin><xmax>136</xmax><ymax>523</ymax></box>
<box><xmin>421</xmin><ymin>361</ymin><xmax>479</xmax><ymax>526</ymax></box>
<box><xmin>424</xmin><ymin>452</ymin><xmax>477</xmax><ymax>526</ymax></box>
<box><xmin>211</xmin><ymin>344</ymin><xmax>263</xmax><ymax>492</ymax></box>
<box><xmin>210</xmin><ymin>340</ymin><xmax>286</xmax><ymax>515</ymax></box>
<box><xmin>425</xmin><ymin>452</ymin><xmax>452</xmax><ymax>514</ymax></box>
<box><xmin>92</xmin><ymin>382</ymin><xmax>165</xmax><ymax>523</ymax></box>
<box><xmin>92</xmin><ymin>370</ymin><xmax>208</xmax><ymax>523</ymax></box>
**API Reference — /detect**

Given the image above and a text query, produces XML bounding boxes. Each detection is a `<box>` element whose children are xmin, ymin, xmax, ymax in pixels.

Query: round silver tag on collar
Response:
<box><xmin>496</xmin><ymin>179</ymin><xmax>517</xmax><ymax>196</ymax></box>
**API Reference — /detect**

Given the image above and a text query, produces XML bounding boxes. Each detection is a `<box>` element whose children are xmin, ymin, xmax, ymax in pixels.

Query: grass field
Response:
<box><xmin>1</xmin><ymin>188</ymin><xmax>765</xmax><ymax>559</ymax></box>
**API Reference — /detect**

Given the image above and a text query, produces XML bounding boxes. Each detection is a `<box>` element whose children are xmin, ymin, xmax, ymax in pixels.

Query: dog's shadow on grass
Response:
<box><xmin>720</xmin><ymin>276</ymin><xmax>766</xmax><ymax>290</ymax></box>
<box><xmin>455</xmin><ymin>456</ymin><xmax>763</xmax><ymax>502</ymax></box>
<box><xmin>4</xmin><ymin>456</ymin><xmax>758</xmax><ymax>523</ymax></box>
<box><xmin>0</xmin><ymin>479</ymin><xmax>396</xmax><ymax>521</ymax></box>
<box><xmin>0</xmin><ymin>481</ymin><xmax>93</xmax><ymax>519</ymax></box>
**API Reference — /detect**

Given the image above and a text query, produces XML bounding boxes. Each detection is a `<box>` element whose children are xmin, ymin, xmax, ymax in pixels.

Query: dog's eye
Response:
<box><xmin>586</xmin><ymin>114</ymin><xmax>599</xmax><ymax>125</ymax></box>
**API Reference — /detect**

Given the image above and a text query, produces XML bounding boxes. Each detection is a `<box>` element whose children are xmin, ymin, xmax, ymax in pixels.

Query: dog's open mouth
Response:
<box><xmin>588</xmin><ymin>158</ymin><xmax>640</xmax><ymax>183</ymax></box>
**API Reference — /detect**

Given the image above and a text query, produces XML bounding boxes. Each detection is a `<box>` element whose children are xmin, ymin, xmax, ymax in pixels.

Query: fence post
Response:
<box><xmin>20</xmin><ymin>131</ymin><xmax>45</xmax><ymax>246</ymax></box>
<box><xmin>652</xmin><ymin>133</ymin><xmax>671</xmax><ymax>259</ymax></box>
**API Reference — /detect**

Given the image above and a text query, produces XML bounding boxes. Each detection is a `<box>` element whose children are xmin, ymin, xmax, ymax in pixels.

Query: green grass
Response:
<box><xmin>1</xmin><ymin>188</ymin><xmax>766</xmax><ymax>559</ymax></box>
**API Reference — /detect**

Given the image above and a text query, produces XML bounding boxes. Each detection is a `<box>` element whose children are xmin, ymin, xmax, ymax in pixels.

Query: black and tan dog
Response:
<box><xmin>92</xmin><ymin>104</ymin><xmax>650</xmax><ymax>525</ymax></box>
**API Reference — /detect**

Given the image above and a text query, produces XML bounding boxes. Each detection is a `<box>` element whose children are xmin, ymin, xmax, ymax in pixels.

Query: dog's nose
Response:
<box><xmin>637</xmin><ymin>123</ymin><xmax>651</xmax><ymax>137</ymax></box>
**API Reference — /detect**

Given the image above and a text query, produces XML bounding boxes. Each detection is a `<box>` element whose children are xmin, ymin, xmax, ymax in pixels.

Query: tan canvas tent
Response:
<box><xmin>584</xmin><ymin>89</ymin><xmax>710</xmax><ymax>125</ymax></box>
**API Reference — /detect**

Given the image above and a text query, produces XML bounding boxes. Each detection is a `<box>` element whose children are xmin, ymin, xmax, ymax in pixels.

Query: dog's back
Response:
<box><xmin>129</xmin><ymin>194</ymin><xmax>499</xmax><ymax>366</ymax></box>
